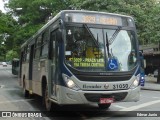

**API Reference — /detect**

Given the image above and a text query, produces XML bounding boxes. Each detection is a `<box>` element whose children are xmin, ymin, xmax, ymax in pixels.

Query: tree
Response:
<box><xmin>6</xmin><ymin>50</ymin><xmax>18</xmax><ymax>61</ymax></box>
<box><xmin>0</xmin><ymin>11</ymin><xmax>18</xmax><ymax>60</ymax></box>
<box><xmin>4</xmin><ymin>0</ymin><xmax>74</xmax><ymax>56</ymax></box>
<box><xmin>7</xmin><ymin>0</ymin><xmax>73</xmax><ymax>25</ymax></box>
<box><xmin>1</xmin><ymin>0</ymin><xmax>160</xmax><ymax>60</ymax></box>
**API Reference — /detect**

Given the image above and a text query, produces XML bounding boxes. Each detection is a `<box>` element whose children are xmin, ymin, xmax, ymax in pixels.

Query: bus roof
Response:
<box><xmin>61</xmin><ymin>10</ymin><xmax>133</xmax><ymax>18</ymax></box>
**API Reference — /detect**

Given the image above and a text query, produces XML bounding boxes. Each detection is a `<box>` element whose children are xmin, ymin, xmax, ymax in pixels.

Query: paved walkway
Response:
<box><xmin>141</xmin><ymin>76</ymin><xmax>160</xmax><ymax>91</ymax></box>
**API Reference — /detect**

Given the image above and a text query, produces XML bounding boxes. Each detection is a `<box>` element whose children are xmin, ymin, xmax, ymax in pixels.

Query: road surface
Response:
<box><xmin>0</xmin><ymin>65</ymin><xmax>160</xmax><ymax>120</ymax></box>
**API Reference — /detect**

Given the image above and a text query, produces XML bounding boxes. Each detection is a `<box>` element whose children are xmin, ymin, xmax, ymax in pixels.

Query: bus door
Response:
<box><xmin>29</xmin><ymin>44</ymin><xmax>34</xmax><ymax>91</ymax></box>
<box><xmin>49</xmin><ymin>30</ymin><xmax>58</xmax><ymax>99</ymax></box>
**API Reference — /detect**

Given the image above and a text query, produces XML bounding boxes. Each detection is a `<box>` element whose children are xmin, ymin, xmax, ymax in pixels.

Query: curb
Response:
<box><xmin>141</xmin><ymin>87</ymin><xmax>160</xmax><ymax>91</ymax></box>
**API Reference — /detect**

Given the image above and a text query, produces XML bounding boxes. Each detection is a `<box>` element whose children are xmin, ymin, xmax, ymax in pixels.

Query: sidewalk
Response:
<box><xmin>141</xmin><ymin>76</ymin><xmax>160</xmax><ymax>91</ymax></box>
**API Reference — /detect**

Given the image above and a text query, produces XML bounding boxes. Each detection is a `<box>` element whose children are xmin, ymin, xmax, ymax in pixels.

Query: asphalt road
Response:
<box><xmin>0</xmin><ymin>65</ymin><xmax>160</xmax><ymax>120</ymax></box>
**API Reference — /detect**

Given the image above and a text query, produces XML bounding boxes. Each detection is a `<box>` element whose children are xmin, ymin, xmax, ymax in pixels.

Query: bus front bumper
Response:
<box><xmin>56</xmin><ymin>85</ymin><xmax>140</xmax><ymax>105</ymax></box>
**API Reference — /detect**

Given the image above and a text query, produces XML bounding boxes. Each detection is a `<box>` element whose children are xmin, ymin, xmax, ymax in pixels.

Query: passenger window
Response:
<box><xmin>41</xmin><ymin>31</ymin><xmax>49</xmax><ymax>56</ymax></box>
<box><xmin>34</xmin><ymin>35</ymin><xmax>42</xmax><ymax>59</ymax></box>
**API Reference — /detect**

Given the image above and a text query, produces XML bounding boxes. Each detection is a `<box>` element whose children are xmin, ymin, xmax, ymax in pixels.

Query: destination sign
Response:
<box><xmin>65</xmin><ymin>13</ymin><xmax>123</xmax><ymax>26</ymax></box>
<box><xmin>68</xmin><ymin>58</ymin><xmax>105</xmax><ymax>67</ymax></box>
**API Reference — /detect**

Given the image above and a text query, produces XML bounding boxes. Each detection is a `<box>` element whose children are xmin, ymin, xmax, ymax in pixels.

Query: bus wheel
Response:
<box><xmin>44</xmin><ymin>84</ymin><xmax>52</xmax><ymax>111</ymax></box>
<box><xmin>24</xmin><ymin>89</ymin><xmax>29</xmax><ymax>98</ymax></box>
<box><xmin>98</xmin><ymin>103</ymin><xmax>111</xmax><ymax>109</ymax></box>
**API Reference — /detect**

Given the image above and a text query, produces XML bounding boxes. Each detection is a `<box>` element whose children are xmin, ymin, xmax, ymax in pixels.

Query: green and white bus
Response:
<box><xmin>19</xmin><ymin>10</ymin><xmax>141</xmax><ymax>110</ymax></box>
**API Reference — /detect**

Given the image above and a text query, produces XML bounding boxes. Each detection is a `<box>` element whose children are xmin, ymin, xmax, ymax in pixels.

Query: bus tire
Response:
<box><xmin>43</xmin><ymin>84</ymin><xmax>53</xmax><ymax>111</ymax></box>
<box><xmin>98</xmin><ymin>103</ymin><xmax>111</xmax><ymax>109</ymax></box>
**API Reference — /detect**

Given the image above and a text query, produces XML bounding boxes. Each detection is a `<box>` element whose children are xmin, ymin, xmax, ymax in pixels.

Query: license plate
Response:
<box><xmin>100</xmin><ymin>98</ymin><xmax>114</xmax><ymax>104</ymax></box>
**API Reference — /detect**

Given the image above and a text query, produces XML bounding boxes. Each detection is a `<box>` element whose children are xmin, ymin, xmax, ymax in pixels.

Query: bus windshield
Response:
<box><xmin>65</xmin><ymin>25</ymin><xmax>137</xmax><ymax>72</ymax></box>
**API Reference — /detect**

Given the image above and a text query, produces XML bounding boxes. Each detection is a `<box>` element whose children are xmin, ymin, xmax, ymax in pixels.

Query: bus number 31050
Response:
<box><xmin>113</xmin><ymin>84</ymin><xmax>129</xmax><ymax>90</ymax></box>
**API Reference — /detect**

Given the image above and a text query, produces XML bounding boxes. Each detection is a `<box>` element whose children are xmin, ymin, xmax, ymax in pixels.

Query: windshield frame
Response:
<box><xmin>63</xmin><ymin>23</ymin><xmax>139</xmax><ymax>73</ymax></box>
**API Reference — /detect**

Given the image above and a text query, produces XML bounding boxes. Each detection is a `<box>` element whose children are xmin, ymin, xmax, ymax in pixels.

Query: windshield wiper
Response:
<box><xmin>106</xmin><ymin>32</ymin><xmax>110</xmax><ymax>57</ymax></box>
<box><xmin>109</xmin><ymin>26</ymin><xmax>121</xmax><ymax>45</ymax></box>
<box><xmin>83</xmin><ymin>24</ymin><xmax>99</xmax><ymax>47</ymax></box>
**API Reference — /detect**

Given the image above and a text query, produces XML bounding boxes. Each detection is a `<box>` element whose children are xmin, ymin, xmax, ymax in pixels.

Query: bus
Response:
<box><xmin>19</xmin><ymin>10</ymin><xmax>141</xmax><ymax>111</ymax></box>
<box><xmin>12</xmin><ymin>58</ymin><xmax>20</xmax><ymax>75</ymax></box>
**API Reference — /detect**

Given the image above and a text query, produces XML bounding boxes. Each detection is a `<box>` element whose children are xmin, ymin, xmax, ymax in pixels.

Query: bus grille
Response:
<box><xmin>76</xmin><ymin>75</ymin><xmax>131</xmax><ymax>82</ymax></box>
<box><xmin>84</xmin><ymin>92</ymin><xmax>128</xmax><ymax>102</ymax></box>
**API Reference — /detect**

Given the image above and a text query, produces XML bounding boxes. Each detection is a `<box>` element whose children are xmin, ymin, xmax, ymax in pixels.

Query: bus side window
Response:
<box><xmin>34</xmin><ymin>35</ymin><xmax>42</xmax><ymax>59</ymax></box>
<box><xmin>49</xmin><ymin>31</ymin><xmax>56</xmax><ymax>59</ymax></box>
<box><xmin>23</xmin><ymin>46</ymin><xmax>27</xmax><ymax>62</ymax></box>
<box><xmin>41</xmin><ymin>30</ymin><xmax>49</xmax><ymax>57</ymax></box>
<box><xmin>26</xmin><ymin>45</ymin><xmax>30</xmax><ymax>62</ymax></box>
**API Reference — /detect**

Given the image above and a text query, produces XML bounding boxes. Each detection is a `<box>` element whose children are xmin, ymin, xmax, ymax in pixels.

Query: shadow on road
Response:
<box><xmin>26</xmin><ymin>95</ymin><xmax>114</xmax><ymax>119</ymax></box>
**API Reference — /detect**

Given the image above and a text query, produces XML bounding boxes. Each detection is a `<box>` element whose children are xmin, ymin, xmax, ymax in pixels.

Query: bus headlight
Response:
<box><xmin>66</xmin><ymin>79</ymin><xmax>75</xmax><ymax>88</ymax></box>
<box><xmin>62</xmin><ymin>74</ymin><xmax>80</xmax><ymax>90</ymax></box>
<box><xmin>130</xmin><ymin>78</ymin><xmax>139</xmax><ymax>89</ymax></box>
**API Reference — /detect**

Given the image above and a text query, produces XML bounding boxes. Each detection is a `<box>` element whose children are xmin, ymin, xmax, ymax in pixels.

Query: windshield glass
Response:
<box><xmin>65</xmin><ymin>25</ymin><xmax>137</xmax><ymax>72</ymax></box>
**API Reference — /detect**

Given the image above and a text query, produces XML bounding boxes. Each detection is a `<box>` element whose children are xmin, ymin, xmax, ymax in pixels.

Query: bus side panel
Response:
<box><xmin>32</xmin><ymin>81</ymin><xmax>42</xmax><ymax>96</ymax></box>
<box><xmin>32</xmin><ymin>59</ymin><xmax>41</xmax><ymax>95</ymax></box>
<box><xmin>21</xmin><ymin>63</ymin><xmax>29</xmax><ymax>89</ymax></box>
<box><xmin>32</xmin><ymin>59</ymin><xmax>48</xmax><ymax>96</ymax></box>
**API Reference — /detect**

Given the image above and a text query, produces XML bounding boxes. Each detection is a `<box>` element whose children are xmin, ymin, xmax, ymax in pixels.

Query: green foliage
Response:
<box><xmin>4</xmin><ymin>0</ymin><xmax>73</xmax><ymax>54</ymax></box>
<box><xmin>6</xmin><ymin>50</ymin><xmax>18</xmax><ymax>61</ymax></box>
<box><xmin>0</xmin><ymin>12</ymin><xmax>17</xmax><ymax>34</ymax></box>
<box><xmin>0</xmin><ymin>0</ymin><xmax>159</xmax><ymax>58</ymax></box>
<box><xmin>0</xmin><ymin>45</ymin><xmax>6</xmax><ymax>60</ymax></box>
<box><xmin>0</xmin><ymin>12</ymin><xmax>19</xmax><ymax>61</ymax></box>
<box><xmin>7</xmin><ymin>0</ymin><xmax>72</xmax><ymax>25</ymax></box>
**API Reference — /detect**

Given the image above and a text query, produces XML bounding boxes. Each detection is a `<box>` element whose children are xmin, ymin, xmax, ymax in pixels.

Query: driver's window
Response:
<box><xmin>66</xmin><ymin>27</ymin><xmax>86</xmax><ymax>58</ymax></box>
<box><xmin>66</xmin><ymin>26</ymin><xmax>104</xmax><ymax>59</ymax></box>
